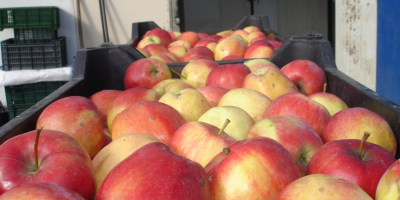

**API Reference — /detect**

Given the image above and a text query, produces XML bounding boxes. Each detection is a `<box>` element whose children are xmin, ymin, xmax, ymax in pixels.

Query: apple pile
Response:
<box><xmin>134</xmin><ymin>26</ymin><xmax>283</xmax><ymax>62</ymax></box>
<box><xmin>0</xmin><ymin>57</ymin><xmax>398</xmax><ymax>200</ymax></box>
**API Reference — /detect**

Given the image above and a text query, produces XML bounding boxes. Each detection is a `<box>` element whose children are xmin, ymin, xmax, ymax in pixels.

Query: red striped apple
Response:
<box><xmin>206</xmin><ymin>63</ymin><xmax>251</xmax><ymax>90</ymax></box>
<box><xmin>196</xmin><ymin>86</ymin><xmax>229</xmax><ymax>108</ymax></box>
<box><xmin>0</xmin><ymin>183</ymin><xmax>85</xmax><ymax>200</ymax></box>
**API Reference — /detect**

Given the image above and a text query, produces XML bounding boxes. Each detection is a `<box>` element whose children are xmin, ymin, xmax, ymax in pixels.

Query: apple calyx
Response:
<box><xmin>217</xmin><ymin>119</ymin><xmax>231</xmax><ymax>136</ymax></box>
<box><xmin>357</xmin><ymin>131</ymin><xmax>371</xmax><ymax>159</ymax></box>
<box><xmin>34</xmin><ymin>126</ymin><xmax>43</xmax><ymax>171</ymax></box>
<box><xmin>169</xmin><ymin>68</ymin><xmax>187</xmax><ymax>80</ymax></box>
<box><xmin>323</xmin><ymin>83</ymin><xmax>327</xmax><ymax>93</ymax></box>
<box><xmin>149</xmin><ymin>67</ymin><xmax>160</xmax><ymax>75</ymax></box>
<box><xmin>223</xmin><ymin>147</ymin><xmax>230</xmax><ymax>156</ymax></box>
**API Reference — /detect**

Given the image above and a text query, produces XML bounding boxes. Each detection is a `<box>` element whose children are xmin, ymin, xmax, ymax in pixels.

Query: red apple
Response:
<box><xmin>207</xmin><ymin>34</ymin><xmax>222</xmax><ymax>41</ymax></box>
<box><xmin>96</xmin><ymin>142</ymin><xmax>212</xmax><ymax>199</ymax></box>
<box><xmin>143</xmin><ymin>43</ymin><xmax>169</xmax><ymax>55</ymax></box>
<box><xmin>214</xmin><ymin>35</ymin><xmax>246</xmax><ymax>61</ymax></box>
<box><xmin>206</xmin><ymin>63</ymin><xmax>251</xmax><ymax>90</ymax></box>
<box><xmin>376</xmin><ymin>159</ymin><xmax>400</xmax><ymax>199</ymax></box>
<box><xmin>216</xmin><ymin>30</ymin><xmax>232</xmax><ymax>37</ymax></box>
<box><xmin>36</xmin><ymin>96</ymin><xmax>105</xmax><ymax>158</ymax></box>
<box><xmin>231</xmin><ymin>30</ymin><xmax>249</xmax><ymax>43</ymax></box>
<box><xmin>176</xmin><ymin>31</ymin><xmax>201</xmax><ymax>47</ymax></box>
<box><xmin>181</xmin><ymin>59</ymin><xmax>219</xmax><ymax>88</ymax></box>
<box><xmin>248</xmin><ymin>37</ymin><xmax>268</xmax><ymax>46</ymax></box>
<box><xmin>169</xmin><ymin>31</ymin><xmax>181</xmax><ymax>41</ymax></box>
<box><xmin>306</xmin><ymin>133</ymin><xmax>396</xmax><ymax>199</ymax></box>
<box><xmin>183</xmin><ymin>46</ymin><xmax>215</xmax><ymax>62</ymax></box>
<box><xmin>160</xmin><ymin>51</ymin><xmax>180</xmax><ymax>62</ymax></box>
<box><xmin>168</xmin><ymin>40</ymin><xmax>192</xmax><ymax>51</ymax></box>
<box><xmin>245</xmin><ymin>31</ymin><xmax>266</xmax><ymax>45</ymax></box>
<box><xmin>89</xmin><ymin>89</ymin><xmax>122</xmax><ymax>128</ymax></box>
<box><xmin>243</xmin><ymin>26</ymin><xmax>262</xmax><ymax>33</ymax></box>
<box><xmin>124</xmin><ymin>58</ymin><xmax>172</xmax><ymax>89</ymax></box>
<box><xmin>0</xmin><ymin>183</ymin><xmax>85</xmax><ymax>200</ymax></box>
<box><xmin>168</xmin><ymin>45</ymin><xmax>188</xmax><ymax>58</ymax></box>
<box><xmin>145</xmin><ymin>28</ymin><xmax>173</xmax><ymax>47</ymax></box>
<box><xmin>263</xmin><ymin>38</ymin><xmax>283</xmax><ymax>49</ymax></box>
<box><xmin>150</xmin><ymin>53</ymin><xmax>175</xmax><ymax>63</ymax></box>
<box><xmin>221</xmin><ymin>55</ymin><xmax>244</xmax><ymax>60</ymax></box>
<box><xmin>281</xmin><ymin>60</ymin><xmax>327</xmax><ymax>95</ymax></box>
<box><xmin>197</xmin><ymin>32</ymin><xmax>209</xmax><ymax>39</ymax></box>
<box><xmin>194</xmin><ymin>39</ymin><xmax>218</xmax><ymax>53</ymax></box>
<box><xmin>196</xmin><ymin>86</ymin><xmax>229</xmax><ymax>108</ymax></box>
<box><xmin>205</xmin><ymin>137</ymin><xmax>301</xmax><ymax>199</ymax></box>
<box><xmin>136</xmin><ymin>48</ymin><xmax>151</xmax><ymax>58</ymax></box>
<box><xmin>0</xmin><ymin>129</ymin><xmax>95</xmax><ymax>199</ymax></box>
<box><xmin>244</xmin><ymin>40</ymin><xmax>275</xmax><ymax>59</ymax></box>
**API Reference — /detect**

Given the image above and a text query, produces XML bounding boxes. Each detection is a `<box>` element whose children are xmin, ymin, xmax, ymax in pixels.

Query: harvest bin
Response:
<box><xmin>0</xmin><ymin>37</ymin><xmax>400</xmax><ymax>159</ymax></box>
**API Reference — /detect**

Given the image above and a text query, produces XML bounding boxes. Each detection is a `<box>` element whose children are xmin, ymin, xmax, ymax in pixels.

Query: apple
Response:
<box><xmin>248</xmin><ymin>37</ymin><xmax>268</xmax><ymax>46</ymax></box>
<box><xmin>197</xmin><ymin>32</ymin><xmax>209</xmax><ymax>40</ymax></box>
<box><xmin>264</xmin><ymin>92</ymin><xmax>331</xmax><ymax>135</ymax></box>
<box><xmin>218</xmin><ymin>88</ymin><xmax>272</xmax><ymax>122</ymax></box>
<box><xmin>136</xmin><ymin>48</ymin><xmax>151</xmax><ymax>57</ymax></box>
<box><xmin>0</xmin><ymin>128</ymin><xmax>95</xmax><ymax>199</ymax></box>
<box><xmin>243</xmin><ymin>26</ymin><xmax>262</xmax><ymax>33</ymax></box>
<box><xmin>243</xmin><ymin>40</ymin><xmax>275</xmax><ymax>59</ymax></box>
<box><xmin>205</xmin><ymin>137</ymin><xmax>301</xmax><ymax>199</ymax></box>
<box><xmin>181</xmin><ymin>59</ymin><xmax>219</xmax><ymax>88</ymax></box>
<box><xmin>198</xmin><ymin>106</ymin><xmax>254</xmax><ymax>141</ymax></box>
<box><xmin>159</xmin><ymin>88</ymin><xmax>211</xmax><ymax>122</ymax></box>
<box><xmin>150</xmin><ymin>53</ymin><xmax>175</xmax><ymax>63</ymax></box>
<box><xmin>196</xmin><ymin>86</ymin><xmax>229</xmax><ymax>108</ymax></box>
<box><xmin>214</xmin><ymin>34</ymin><xmax>246</xmax><ymax>61</ymax></box>
<box><xmin>243</xmin><ymin>58</ymin><xmax>279</xmax><ymax>71</ymax></box>
<box><xmin>263</xmin><ymin>38</ymin><xmax>283</xmax><ymax>49</ymax></box>
<box><xmin>152</xmin><ymin>79</ymin><xmax>194</xmax><ymax>95</ymax></box>
<box><xmin>205</xmin><ymin>63</ymin><xmax>251</xmax><ymax>90</ymax></box>
<box><xmin>243</xmin><ymin>66</ymin><xmax>299</xmax><ymax>100</ymax></box>
<box><xmin>92</xmin><ymin>133</ymin><xmax>161</xmax><ymax>191</ymax></box>
<box><xmin>281</xmin><ymin>60</ymin><xmax>327</xmax><ymax>95</ymax></box>
<box><xmin>143</xmin><ymin>43</ymin><xmax>169</xmax><ymax>55</ymax></box>
<box><xmin>306</xmin><ymin>132</ymin><xmax>396</xmax><ymax>199</ymax></box>
<box><xmin>124</xmin><ymin>58</ymin><xmax>172</xmax><ymax>89</ymax></box>
<box><xmin>176</xmin><ymin>31</ymin><xmax>201</xmax><ymax>47</ymax></box>
<box><xmin>221</xmin><ymin>55</ymin><xmax>244</xmax><ymax>60</ymax></box>
<box><xmin>0</xmin><ymin>183</ymin><xmax>85</xmax><ymax>200</ymax></box>
<box><xmin>375</xmin><ymin>159</ymin><xmax>400</xmax><ymax>199</ymax></box>
<box><xmin>207</xmin><ymin>34</ymin><xmax>222</xmax><ymax>41</ymax></box>
<box><xmin>245</xmin><ymin>31</ymin><xmax>266</xmax><ymax>45</ymax></box>
<box><xmin>308</xmin><ymin>89</ymin><xmax>349</xmax><ymax>116</ymax></box>
<box><xmin>231</xmin><ymin>29</ymin><xmax>249</xmax><ymax>44</ymax></box>
<box><xmin>216</xmin><ymin>30</ymin><xmax>232</xmax><ymax>37</ymax></box>
<box><xmin>168</xmin><ymin>40</ymin><xmax>192</xmax><ymax>51</ymax></box>
<box><xmin>96</xmin><ymin>142</ymin><xmax>212</xmax><ymax>199</ymax></box>
<box><xmin>106</xmin><ymin>86</ymin><xmax>161</xmax><ymax>131</ymax></box>
<box><xmin>145</xmin><ymin>28</ymin><xmax>173</xmax><ymax>47</ymax></box>
<box><xmin>194</xmin><ymin>39</ymin><xmax>218</xmax><ymax>53</ymax></box>
<box><xmin>136</xmin><ymin>36</ymin><xmax>162</xmax><ymax>49</ymax></box>
<box><xmin>169</xmin><ymin>31</ymin><xmax>181</xmax><ymax>41</ymax></box>
<box><xmin>89</xmin><ymin>89</ymin><xmax>122</xmax><ymax>128</ymax></box>
<box><xmin>159</xmin><ymin>51</ymin><xmax>180</xmax><ymax>62</ymax></box>
<box><xmin>168</xmin><ymin>45</ymin><xmax>188</xmax><ymax>58</ymax></box>
<box><xmin>169</xmin><ymin>120</ymin><xmax>236</xmax><ymax>167</ymax></box>
<box><xmin>245</xmin><ymin>115</ymin><xmax>323</xmax><ymax>175</ymax></box>
<box><xmin>36</xmin><ymin>96</ymin><xmax>105</xmax><ymax>158</ymax></box>
<box><xmin>111</xmin><ymin>100</ymin><xmax>187</xmax><ymax>144</ymax></box>
<box><xmin>276</xmin><ymin>174</ymin><xmax>373</xmax><ymax>200</ymax></box>
<box><xmin>321</xmin><ymin>107</ymin><xmax>397</xmax><ymax>156</ymax></box>
<box><xmin>183</xmin><ymin>46</ymin><xmax>215</xmax><ymax>62</ymax></box>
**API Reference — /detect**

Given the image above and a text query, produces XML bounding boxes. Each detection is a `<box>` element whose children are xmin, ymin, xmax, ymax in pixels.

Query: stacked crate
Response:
<box><xmin>0</xmin><ymin>7</ymin><xmax>67</xmax><ymax>119</ymax></box>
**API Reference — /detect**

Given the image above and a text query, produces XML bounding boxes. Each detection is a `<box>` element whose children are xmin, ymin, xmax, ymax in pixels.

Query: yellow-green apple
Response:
<box><xmin>36</xmin><ymin>96</ymin><xmax>105</xmax><ymax>158</ymax></box>
<box><xmin>216</xmin><ymin>29</ymin><xmax>232</xmax><ymax>37</ymax></box>
<box><xmin>197</xmin><ymin>86</ymin><xmax>229</xmax><ymax>108</ymax></box>
<box><xmin>96</xmin><ymin>142</ymin><xmax>212</xmax><ymax>199</ymax></box>
<box><xmin>176</xmin><ymin>31</ymin><xmax>201</xmax><ymax>47</ymax></box>
<box><xmin>168</xmin><ymin>45</ymin><xmax>188</xmax><ymax>58</ymax></box>
<box><xmin>321</xmin><ymin>107</ymin><xmax>397</xmax><ymax>155</ymax></box>
<box><xmin>214</xmin><ymin>34</ymin><xmax>246</xmax><ymax>61</ymax></box>
<box><xmin>168</xmin><ymin>40</ymin><xmax>192</xmax><ymax>51</ymax></box>
<box><xmin>264</xmin><ymin>92</ymin><xmax>330</xmax><ymax>135</ymax></box>
<box><xmin>159</xmin><ymin>88</ymin><xmax>210</xmax><ymax>122</ymax></box>
<box><xmin>0</xmin><ymin>183</ymin><xmax>85</xmax><ymax>200</ymax></box>
<box><xmin>169</xmin><ymin>121</ymin><xmax>236</xmax><ymax>167</ymax></box>
<box><xmin>221</xmin><ymin>55</ymin><xmax>244</xmax><ymax>60</ymax></box>
<box><xmin>194</xmin><ymin>39</ymin><xmax>218</xmax><ymax>53</ymax></box>
<box><xmin>92</xmin><ymin>133</ymin><xmax>161</xmax><ymax>191</ymax></box>
<box><xmin>308</xmin><ymin>91</ymin><xmax>349</xmax><ymax>116</ymax></box>
<box><xmin>181</xmin><ymin>59</ymin><xmax>219</xmax><ymax>88</ymax></box>
<box><xmin>243</xmin><ymin>66</ymin><xmax>298</xmax><ymax>100</ymax></box>
<box><xmin>245</xmin><ymin>115</ymin><xmax>323</xmax><ymax>175</ymax></box>
<box><xmin>205</xmin><ymin>137</ymin><xmax>301</xmax><ymax>199</ymax></box>
<box><xmin>244</xmin><ymin>40</ymin><xmax>275</xmax><ymax>59</ymax></box>
<box><xmin>375</xmin><ymin>159</ymin><xmax>400</xmax><ymax>199</ymax></box>
<box><xmin>206</xmin><ymin>63</ymin><xmax>251</xmax><ymax>90</ymax></box>
<box><xmin>136</xmin><ymin>36</ymin><xmax>162</xmax><ymax>49</ymax></box>
<box><xmin>152</xmin><ymin>79</ymin><xmax>194</xmax><ymax>95</ymax></box>
<box><xmin>281</xmin><ymin>60</ymin><xmax>327</xmax><ymax>95</ymax></box>
<box><xmin>150</xmin><ymin>53</ymin><xmax>175</xmax><ymax>63</ymax></box>
<box><xmin>218</xmin><ymin>88</ymin><xmax>272</xmax><ymax>122</ymax></box>
<box><xmin>243</xmin><ymin>58</ymin><xmax>279</xmax><ymax>71</ymax></box>
<box><xmin>276</xmin><ymin>174</ymin><xmax>373</xmax><ymax>200</ymax></box>
<box><xmin>243</xmin><ymin>26</ymin><xmax>262</xmax><ymax>33</ymax></box>
<box><xmin>107</xmin><ymin>86</ymin><xmax>162</xmax><ymax>131</ymax></box>
<box><xmin>89</xmin><ymin>89</ymin><xmax>122</xmax><ymax>128</ymax></box>
<box><xmin>207</xmin><ymin>34</ymin><xmax>223</xmax><ymax>41</ymax></box>
<box><xmin>143</xmin><ymin>43</ymin><xmax>169</xmax><ymax>55</ymax></box>
<box><xmin>145</xmin><ymin>28</ymin><xmax>173</xmax><ymax>47</ymax></box>
<box><xmin>111</xmin><ymin>100</ymin><xmax>186</xmax><ymax>144</ymax></box>
<box><xmin>124</xmin><ymin>58</ymin><xmax>172</xmax><ymax>89</ymax></box>
<box><xmin>306</xmin><ymin>133</ymin><xmax>396</xmax><ymax>199</ymax></box>
<box><xmin>197</xmin><ymin>32</ymin><xmax>209</xmax><ymax>40</ymax></box>
<box><xmin>198</xmin><ymin>106</ymin><xmax>254</xmax><ymax>140</ymax></box>
<box><xmin>169</xmin><ymin>31</ymin><xmax>181</xmax><ymax>41</ymax></box>
<box><xmin>183</xmin><ymin>46</ymin><xmax>215</xmax><ymax>62</ymax></box>
<box><xmin>231</xmin><ymin>30</ymin><xmax>249</xmax><ymax>44</ymax></box>
<box><xmin>245</xmin><ymin>31</ymin><xmax>266</xmax><ymax>45</ymax></box>
<box><xmin>136</xmin><ymin>48</ymin><xmax>151</xmax><ymax>57</ymax></box>
<box><xmin>0</xmin><ymin>129</ymin><xmax>95</xmax><ymax>199</ymax></box>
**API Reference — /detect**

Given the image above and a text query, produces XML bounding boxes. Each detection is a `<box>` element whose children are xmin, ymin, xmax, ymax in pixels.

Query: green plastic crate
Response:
<box><xmin>14</xmin><ymin>28</ymin><xmax>58</xmax><ymax>44</ymax></box>
<box><xmin>7</xmin><ymin>105</ymin><xmax>31</xmax><ymax>119</ymax></box>
<box><xmin>0</xmin><ymin>7</ymin><xmax>60</xmax><ymax>31</ymax></box>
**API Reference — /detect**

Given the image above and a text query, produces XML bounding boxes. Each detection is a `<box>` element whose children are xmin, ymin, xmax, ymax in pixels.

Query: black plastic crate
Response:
<box><xmin>0</xmin><ymin>7</ymin><xmax>60</xmax><ymax>31</ymax></box>
<box><xmin>1</xmin><ymin>37</ymin><xmax>67</xmax><ymax>71</ymax></box>
<box><xmin>14</xmin><ymin>28</ymin><xmax>58</xmax><ymax>44</ymax></box>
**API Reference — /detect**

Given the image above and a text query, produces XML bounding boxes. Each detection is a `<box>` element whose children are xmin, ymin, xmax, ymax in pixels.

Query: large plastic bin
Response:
<box><xmin>0</xmin><ymin>7</ymin><xmax>60</xmax><ymax>31</ymax></box>
<box><xmin>0</xmin><ymin>38</ymin><xmax>399</xmax><ymax>159</ymax></box>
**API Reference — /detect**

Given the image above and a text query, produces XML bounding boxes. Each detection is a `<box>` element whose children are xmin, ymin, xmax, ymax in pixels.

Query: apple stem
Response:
<box><xmin>169</xmin><ymin>68</ymin><xmax>186</xmax><ymax>79</ymax></box>
<box><xmin>223</xmin><ymin>147</ymin><xmax>230</xmax><ymax>156</ymax></box>
<box><xmin>357</xmin><ymin>131</ymin><xmax>371</xmax><ymax>159</ymax></box>
<box><xmin>267</xmin><ymin>33</ymin><xmax>275</xmax><ymax>39</ymax></box>
<box><xmin>34</xmin><ymin>126</ymin><xmax>43</xmax><ymax>171</ymax></box>
<box><xmin>323</xmin><ymin>83</ymin><xmax>327</xmax><ymax>93</ymax></box>
<box><xmin>217</xmin><ymin>119</ymin><xmax>231</xmax><ymax>136</ymax></box>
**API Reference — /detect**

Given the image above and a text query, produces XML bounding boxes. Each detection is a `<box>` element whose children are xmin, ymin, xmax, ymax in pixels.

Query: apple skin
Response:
<box><xmin>0</xmin><ymin>130</ymin><xmax>95</xmax><ymax>199</ymax></box>
<box><xmin>143</xmin><ymin>43</ymin><xmax>169</xmax><ymax>55</ymax></box>
<box><xmin>36</xmin><ymin>96</ymin><xmax>105</xmax><ymax>159</ymax></box>
<box><xmin>207</xmin><ymin>34</ymin><xmax>223</xmax><ymax>41</ymax></box>
<box><xmin>194</xmin><ymin>39</ymin><xmax>218</xmax><ymax>53</ymax></box>
<box><xmin>136</xmin><ymin>48</ymin><xmax>151</xmax><ymax>58</ymax></box>
<box><xmin>243</xmin><ymin>58</ymin><xmax>279</xmax><ymax>71</ymax></box>
<box><xmin>168</xmin><ymin>40</ymin><xmax>192</xmax><ymax>51</ymax></box>
<box><xmin>136</xmin><ymin>36</ymin><xmax>162</xmax><ymax>49</ymax></box>
<box><xmin>375</xmin><ymin>159</ymin><xmax>400</xmax><ymax>199</ymax></box>
<box><xmin>111</xmin><ymin>100</ymin><xmax>187</xmax><ymax>144</ymax></box>
<box><xmin>169</xmin><ymin>31</ymin><xmax>181</xmax><ymax>41</ymax></box>
<box><xmin>150</xmin><ymin>53</ymin><xmax>175</xmax><ymax>63</ymax></box>
<box><xmin>183</xmin><ymin>46</ymin><xmax>215</xmax><ymax>62</ymax></box>
<box><xmin>231</xmin><ymin>30</ymin><xmax>249</xmax><ymax>44</ymax></box>
<box><xmin>281</xmin><ymin>60</ymin><xmax>327</xmax><ymax>96</ymax></box>
<box><xmin>216</xmin><ymin>30</ymin><xmax>232</xmax><ymax>37</ymax></box>
<box><xmin>106</xmin><ymin>86</ymin><xmax>162</xmax><ymax>131</ymax></box>
<box><xmin>89</xmin><ymin>89</ymin><xmax>122</xmax><ymax>128</ymax></box>
<box><xmin>243</xmin><ymin>26</ymin><xmax>262</xmax><ymax>33</ymax></box>
<box><xmin>152</xmin><ymin>79</ymin><xmax>194</xmax><ymax>95</ymax></box>
<box><xmin>197</xmin><ymin>32</ymin><xmax>209</xmax><ymax>40</ymax></box>
<box><xmin>168</xmin><ymin>45</ymin><xmax>188</xmax><ymax>58</ymax></box>
<box><xmin>308</xmin><ymin>92</ymin><xmax>349</xmax><ymax>116</ymax></box>
<box><xmin>96</xmin><ymin>142</ymin><xmax>212</xmax><ymax>200</ymax></box>
<box><xmin>181</xmin><ymin>59</ymin><xmax>219</xmax><ymax>88</ymax></box>
<box><xmin>243</xmin><ymin>40</ymin><xmax>275</xmax><ymax>59</ymax></box>
<box><xmin>145</xmin><ymin>28</ymin><xmax>174</xmax><ymax>47</ymax></box>
<box><xmin>245</xmin><ymin>115</ymin><xmax>323</xmax><ymax>176</ymax></box>
<box><xmin>221</xmin><ymin>55</ymin><xmax>244</xmax><ymax>60</ymax></box>
<box><xmin>321</xmin><ymin>107</ymin><xmax>397</xmax><ymax>156</ymax></box>
<box><xmin>124</xmin><ymin>58</ymin><xmax>172</xmax><ymax>89</ymax></box>
<box><xmin>196</xmin><ymin>86</ymin><xmax>229</xmax><ymax>108</ymax></box>
<box><xmin>92</xmin><ymin>133</ymin><xmax>161</xmax><ymax>191</ymax></box>
<box><xmin>169</xmin><ymin>121</ymin><xmax>236</xmax><ymax>167</ymax></box>
<box><xmin>306</xmin><ymin>139</ymin><xmax>396</xmax><ymax>199</ymax></box>
<box><xmin>205</xmin><ymin>137</ymin><xmax>301</xmax><ymax>200</ymax></box>
<box><xmin>0</xmin><ymin>183</ymin><xmax>85</xmax><ymax>200</ymax></box>
<box><xmin>243</xmin><ymin>66</ymin><xmax>299</xmax><ymax>100</ymax></box>
<box><xmin>214</xmin><ymin>35</ymin><xmax>246</xmax><ymax>61</ymax></box>
<box><xmin>264</xmin><ymin>92</ymin><xmax>331</xmax><ymax>135</ymax></box>
<box><xmin>206</xmin><ymin>63</ymin><xmax>251</xmax><ymax>90</ymax></box>
<box><xmin>245</xmin><ymin>31</ymin><xmax>266</xmax><ymax>45</ymax></box>
<box><xmin>176</xmin><ymin>31</ymin><xmax>201</xmax><ymax>47</ymax></box>
<box><xmin>276</xmin><ymin>174</ymin><xmax>373</xmax><ymax>200</ymax></box>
